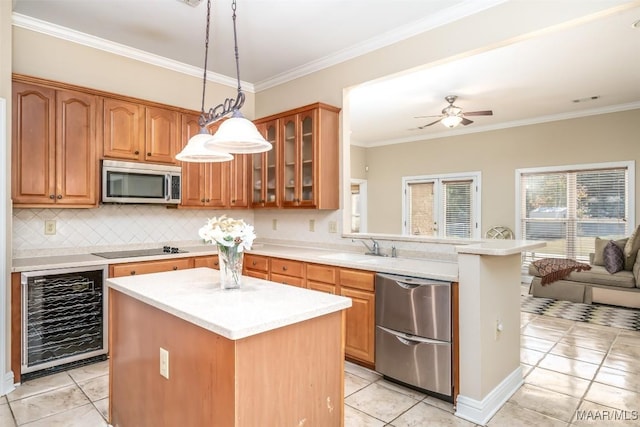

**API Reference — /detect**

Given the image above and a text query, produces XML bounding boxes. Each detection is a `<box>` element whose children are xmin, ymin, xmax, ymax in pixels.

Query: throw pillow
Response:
<box><xmin>593</xmin><ymin>237</ymin><xmax>628</xmax><ymax>266</ymax></box>
<box><xmin>624</xmin><ymin>225</ymin><xmax>640</xmax><ymax>270</ymax></box>
<box><xmin>603</xmin><ymin>240</ymin><xmax>624</xmax><ymax>274</ymax></box>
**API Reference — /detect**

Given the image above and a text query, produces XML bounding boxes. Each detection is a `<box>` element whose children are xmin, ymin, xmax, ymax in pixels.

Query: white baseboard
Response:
<box><xmin>1</xmin><ymin>371</ymin><xmax>15</xmax><ymax>396</ymax></box>
<box><xmin>455</xmin><ymin>366</ymin><xmax>523</xmax><ymax>426</ymax></box>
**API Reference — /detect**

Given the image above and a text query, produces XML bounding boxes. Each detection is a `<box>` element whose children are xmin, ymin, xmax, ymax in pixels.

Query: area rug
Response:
<box><xmin>521</xmin><ymin>294</ymin><xmax>640</xmax><ymax>332</ymax></box>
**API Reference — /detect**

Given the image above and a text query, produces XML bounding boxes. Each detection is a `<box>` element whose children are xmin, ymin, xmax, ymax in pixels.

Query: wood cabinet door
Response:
<box><xmin>12</xmin><ymin>82</ymin><xmax>56</xmax><ymax>204</ymax></box>
<box><xmin>280</xmin><ymin>113</ymin><xmax>300</xmax><ymax>207</ymax></box>
<box><xmin>340</xmin><ymin>287</ymin><xmax>375</xmax><ymax>365</ymax></box>
<box><xmin>229</xmin><ymin>154</ymin><xmax>249</xmax><ymax>208</ymax></box>
<box><xmin>103</xmin><ymin>98</ymin><xmax>144</xmax><ymax>161</ymax></box>
<box><xmin>193</xmin><ymin>255</ymin><xmax>219</xmax><ymax>270</ymax></box>
<box><xmin>204</xmin><ymin>162</ymin><xmax>228</xmax><ymax>208</ymax></box>
<box><xmin>180</xmin><ymin>114</ymin><xmax>206</xmax><ymax>207</ymax></box>
<box><xmin>297</xmin><ymin>109</ymin><xmax>317</xmax><ymax>208</ymax></box>
<box><xmin>55</xmin><ymin>89</ymin><xmax>98</xmax><ymax>205</ymax></box>
<box><xmin>252</xmin><ymin>119</ymin><xmax>279</xmax><ymax>208</ymax></box>
<box><xmin>145</xmin><ymin>106</ymin><xmax>179</xmax><ymax>164</ymax></box>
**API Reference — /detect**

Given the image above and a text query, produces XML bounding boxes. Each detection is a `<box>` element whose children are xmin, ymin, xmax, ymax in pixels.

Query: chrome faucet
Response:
<box><xmin>353</xmin><ymin>238</ymin><xmax>383</xmax><ymax>256</ymax></box>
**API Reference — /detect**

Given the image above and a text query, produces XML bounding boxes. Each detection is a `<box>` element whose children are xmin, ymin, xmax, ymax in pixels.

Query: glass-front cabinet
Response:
<box><xmin>252</xmin><ymin>102</ymin><xmax>340</xmax><ymax>210</ymax></box>
<box><xmin>252</xmin><ymin>119</ymin><xmax>279</xmax><ymax>208</ymax></box>
<box><xmin>282</xmin><ymin>110</ymin><xmax>316</xmax><ymax>207</ymax></box>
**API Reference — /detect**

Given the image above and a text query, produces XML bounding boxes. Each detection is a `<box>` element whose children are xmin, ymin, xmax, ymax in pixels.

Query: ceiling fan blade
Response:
<box><xmin>417</xmin><ymin>119</ymin><xmax>442</xmax><ymax>129</ymax></box>
<box><xmin>414</xmin><ymin>115</ymin><xmax>443</xmax><ymax>119</ymax></box>
<box><xmin>463</xmin><ymin>110</ymin><xmax>493</xmax><ymax>116</ymax></box>
<box><xmin>461</xmin><ymin>117</ymin><xmax>474</xmax><ymax>126</ymax></box>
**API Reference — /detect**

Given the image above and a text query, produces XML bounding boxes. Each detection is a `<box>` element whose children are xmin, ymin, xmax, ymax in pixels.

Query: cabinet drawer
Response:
<box><xmin>270</xmin><ymin>273</ymin><xmax>305</xmax><ymax>288</ymax></box>
<box><xmin>307</xmin><ymin>281</ymin><xmax>336</xmax><ymax>294</ymax></box>
<box><xmin>339</xmin><ymin>268</ymin><xmax>375</xmax><ymax>291</ymax></box>
<box><xmin>245</xmin><ymin>270</ymin><xmax>269</xmax><ymax>280</ymax></box>
<box><xmin>193</xmin><ymin>255</ymin><xmax>219</xmax><ymax>270</ymax></box>
<box><xmin>307</xmin><ymin>263</ymin><xmax>337</xmax><ymax>284</ymax></box>
<box><xmin>271</xmin><ymin>258</ymin><xmax>304</xmax><ymax>278</ymax></box>
<box><xmin>110</xmin><ymin>258</ymin><xmax>194</xmax><ymax>277</ymax></box>
<box><xmin>244</xmin><ymin>254</ymin><xmax>269</xmax><ymax>272</ymax></box>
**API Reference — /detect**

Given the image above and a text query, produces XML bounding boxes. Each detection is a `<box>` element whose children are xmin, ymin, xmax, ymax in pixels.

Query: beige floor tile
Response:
<box><xmin>572</xmin><ymin>400</ymin><xmax>640</xmax><ymax>427</ymax></box>
<box><xmin>345</xmin><ymin>372</ymin><xmax>371</xmax><ymax>397</ymax></box>
<box><xmin>20</xmin><ymin>403</ymin><xmax>107</xmax><ymax>427</ymax></box>
<box><xmin>614</xmin><ymin>330</ymin><xmax>640</xmax><ymax>347</ymax></box>
<box><xmin>344</xmin><ymin>404</ymin><xmax>385</xmax><ymax>427</ymax></box>
<box><xmin>566</xmin><ymin>323</ymin><xmax>619</xmax><ymax>342</ymax></box>
<box><xmin>376</xmin><ymin>379</ymin><xmax>426</xmax><ymax>401</ymax></box>
<box><xmin>524</xmin><ymin>367</ymin><xmax>590</xmax><ymax>398</ymax></box>
<box><xmin>521</xmin><ymin>324</ymin><xmax>566</xmax><ymax>341</ymax></box>
<box><xmin>508</xmin><ymin>384</ymin><xmax>580</xmax><ymax>422</ymax></box>
<box><xmin>389</xmin><ymin>401</ymin><xmax>474</xmax><ymax>427</ymax></box>
<box><xmin>66</xmin><ymin>361</ymin><xmax>109</xmax><ymax>383</ymax></box>
<box><xmin>520</xmin><ymin>348</ymin><xmax>546</xmax><ymax>365</ymax></box>
<box><xmin>538</xmin><ymin>354</ymin><xmax>600</xmax><ymax>381</ymax></box>
<box><xmin>93</xmin><ymin>398</ymin><xmax>108</xmax><ymax>421</ymax></box>
<box><xmin>521</xmin><ymin>312</ymin><xmax>537</xmax><ymax>326</ymax></box>
<box><xmin>521</xmin><ymin>363</ymin><xmax>534</xmax><ymax>378</ymax></box>
<box><xmin>77</xmin><ymin>375</ymin><xmax>108</xmax><ymax>402</ymax></box>
<box><xmin>9</xmin><ymin>384</ymin><xmax>90</xmax><ymax>425</ymax></box>
<box><xmin>8</xmin><ymin>373</ymin><xmax>73</xmax><ymax>402</ymax></box>
<box><xmin>422</xmin><ymin>396</ymin><xmax>455</xmax><ymax>414</ymax></box>
<box><xmin>0</xmin><ymin>403</ymin><xmax>16</xmax><ymax>427</ymax></box>
<box><xmin>345</xmin><ymin>382</ymin><xmax>419</xmax><ymax>423</ymax></box>
<box><xmin>344</xmin><ymin>361</ymin><xmax>382</xmax><ymax>383</ymax></box>
<box><xmin>594</xmin><ymin>366</ymin><xmax>640</xmax><ymax>393</ymax></box>
<box><xmin>521</xmin><ymin>335</ymin><xmax>557</xmax><ymax>352</ymax></box>
<box><xmin>602</xmin><ymin>352</ymin><xmax>640</xmax><ymax>374</ymax></box>
<box><xmin>555</xmin><ymin>335</ymin><xmax>613</xmax><ymax>353</ymax></box>
<box><xmin>549</xmin><ymin>343</ymin><xmax>607</xmax><ymax>365</ymax></box>
<box><xmin>609</xmin><ymin>342</ymin><xmax>640</xmax><ymax>359</ymax></box>
<box><xmin>529</xmin><ymin>316</ymin><xmax>575</xmax><ymax>332</ymax></box>
<box><xmin>584</xmin><ymin>382</ymin><xmax>640</xmax><ymax>412</ymax></box>
<box><xmin>487</xmin><ymin>401</ymin><xmax>569</xmax><ymax>427</ymax></box>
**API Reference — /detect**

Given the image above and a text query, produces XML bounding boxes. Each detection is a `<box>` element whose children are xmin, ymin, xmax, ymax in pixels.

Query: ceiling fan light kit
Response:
<box><xmin>414</xmin><ymin>95</ymin><xmax>493</xmax><ymax>130</ymax></box>
<box><xmin>175</xmin><ymin>0</ymin><xmax>272</xmax><ymax>163</ymax></box>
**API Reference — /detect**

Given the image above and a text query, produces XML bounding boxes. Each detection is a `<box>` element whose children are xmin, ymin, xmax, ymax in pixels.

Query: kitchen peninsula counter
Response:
<box><xmin>107</xmin><ymin>268</ymin><xmax>351</xmax><ymax>426</ymax></box>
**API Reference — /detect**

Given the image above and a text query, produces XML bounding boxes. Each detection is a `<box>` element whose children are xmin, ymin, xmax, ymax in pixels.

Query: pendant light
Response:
<box><xmin>176</xmin><ymin>0</ymin><xmax>271</xmax><ymax>162</ymax></box>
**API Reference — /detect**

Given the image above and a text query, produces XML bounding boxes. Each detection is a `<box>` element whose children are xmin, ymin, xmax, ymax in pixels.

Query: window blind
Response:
<box><xmin>520</xmin><ymin>166</ymin><xmax>628</xmax><ymax>264</ymax></box>
<box><xmin>442</xmin><ymin>180</ymin><xmax>473</xmax><ymax>238</ymax></box>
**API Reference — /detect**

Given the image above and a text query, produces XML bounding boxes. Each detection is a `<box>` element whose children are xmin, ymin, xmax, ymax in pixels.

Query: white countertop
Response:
<box><xmin>455</xmin><ymin>240</ymin><xmax>546</xmax><ymax>256</ymax></box>
<box><xmin>107</xmin><ymin>267</ymin><xmax>352</xmax><ymax>340</ymax></box>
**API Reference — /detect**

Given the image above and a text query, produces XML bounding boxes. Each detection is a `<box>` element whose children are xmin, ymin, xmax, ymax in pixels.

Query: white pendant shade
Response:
<box><xmin>176</xmin><ymin>132</ymin><xmax>234</xmax><ymax>162</ymax></box>
<box><xmin>205</xmin><ymin>111</ymin><xmax>272</xmax><ymax>154</ymax></box>
<box><xmin>441</xmin><ymin>115</ymin><xmax>463</xmax><ymax>128</ymax></box>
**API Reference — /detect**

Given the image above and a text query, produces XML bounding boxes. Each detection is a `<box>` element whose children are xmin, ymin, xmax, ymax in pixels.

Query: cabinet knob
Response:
<box><xmin>201</xmin><ymin>198</ymin><xmax>205</xmax><ymax>203</ymax></box>
<box><xmin>49</xmin><ymin>195</ymin><xmax>55</xmax><ymax>199</ymax></box>
<box><xmin>214</xmin><ymin>262</ymin><xmax>219</xmax><ymax>267</ymax></box>
<box><xmin>282</xmin><ymin>266</ymin><xmax>288</xmax><ymax>271</ymax></box>
<box><xmin>134</xmin><ymin>150</ymin><xmax>140</xmax><ymax>155</ymax></box>
<box><xmin>252</xmin><ymin>261</ymin><xmax>257</xmax><ymax>266</ymax></box>
<box><xmin>231</xmin><ymin>199</ymin><xmax>236</xmax><ymax>204</ymax></box>
<box><xmin>205</xmin><ymin>198</ymin><xmax>210</xmax><ymax>202</ymax></box>
<box><xmin>147</xmin><ymin>152</ymin><xmax>151</xmax><ymax>156</ymax></box>
<box><xmin>130</xmin><ymin>271</ymin><xmax>136</xmax><ymax>275</ymax></box>
<box><xmin>173</xmin><ymin>266</ymin><xmax>178</xmax><ymax>270</ymax></box>
<box><xmin>56</xmin><ymin>195</ymin><xmax>62</xmax><ymax>199</ymax></box>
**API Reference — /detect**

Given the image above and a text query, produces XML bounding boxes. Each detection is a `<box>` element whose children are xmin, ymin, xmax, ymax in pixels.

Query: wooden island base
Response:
<box><xmin>109</xmin><ymin>289</ymin><xmax>346</xmax><ymax>427</ymax></box>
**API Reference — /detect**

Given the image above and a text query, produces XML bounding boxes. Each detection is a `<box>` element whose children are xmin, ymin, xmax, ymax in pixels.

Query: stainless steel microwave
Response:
<box><xmin>102</xmin><ymin>160</ymin><xmax>181</xmax><ymax>204</ymax></box>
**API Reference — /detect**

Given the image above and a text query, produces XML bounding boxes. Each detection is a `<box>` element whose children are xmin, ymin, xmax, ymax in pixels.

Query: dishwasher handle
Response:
<box><xmin>377</xmin><ymin>326</ymin><xmax>450</xmax><ymax>345</ymax></box>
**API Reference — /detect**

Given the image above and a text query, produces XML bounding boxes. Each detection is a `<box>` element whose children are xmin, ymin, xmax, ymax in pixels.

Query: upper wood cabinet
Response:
<box><xmin>12</xmin><ymin>81</ymin><xmax>99</xmax><ymax>207</ymax></box>
<box><xmin>253</xmin><ymin>103</ymin><xmax>340</xmax><ymax>210</ymax></box>
<box><xmin>179</xmin><ymin>114</ymin><xmax>249</xmax><ymax>209</ymax></box>
<box><xmin>251</xmin><ymin>119</ymin><xmax>280</xmax><ymax>208</ymax></box>
<box><xmin>103</xmin><ymin>98</ymin><xmax>179</xmax><ymax>165</ymax></box>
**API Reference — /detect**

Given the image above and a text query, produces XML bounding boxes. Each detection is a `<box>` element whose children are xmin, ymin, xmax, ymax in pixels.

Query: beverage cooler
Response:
<box><xmin>21</xmin><ymin>266</ymin><xmax>108</xmax><ymax>377</ymax></box>
<box><xmin>375</xmin><ymin>273</ymin><xmax>453</xmax><ymax>400</ymax></box>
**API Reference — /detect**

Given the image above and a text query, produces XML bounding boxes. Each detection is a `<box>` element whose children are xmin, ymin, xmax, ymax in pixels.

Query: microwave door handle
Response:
<box><xmin>165</xmin><ymin>174</ymin><xmax>170</xmax><ymax>201</ymax></box>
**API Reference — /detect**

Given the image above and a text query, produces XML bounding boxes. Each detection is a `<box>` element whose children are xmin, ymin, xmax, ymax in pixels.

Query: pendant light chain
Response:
<box><xmin>198</xmin><ymin>0</ymin><xmax>213</xmax><ymax>127</ymax></box>
<box><xmin>232</xmin><ymin>0</ymin><xmax>241</xmax><ymax>93</ymax></box>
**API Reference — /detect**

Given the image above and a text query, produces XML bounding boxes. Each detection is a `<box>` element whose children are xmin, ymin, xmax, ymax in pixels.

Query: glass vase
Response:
<box><xmin>217</xmin><ymin>244</ymin><xmax>244</xmax><ymax>290</ymax></box>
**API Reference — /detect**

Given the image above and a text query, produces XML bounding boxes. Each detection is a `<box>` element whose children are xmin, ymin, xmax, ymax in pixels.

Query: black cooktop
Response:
<box><xmin>91</xmin><ymin>246</ymin><xmax>188</xmax><ymax>259</ymax></box>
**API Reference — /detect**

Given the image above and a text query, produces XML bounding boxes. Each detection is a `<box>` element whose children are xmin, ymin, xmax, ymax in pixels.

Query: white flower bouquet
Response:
<box><xmin>199</xmin><ymin>215</ymin><xmax>256</xmax><ymax>289</ymax></box>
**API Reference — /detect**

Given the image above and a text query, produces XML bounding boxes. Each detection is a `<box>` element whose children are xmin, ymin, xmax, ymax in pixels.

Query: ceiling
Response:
<box><xmin>11</xmin><ymin>0</ymin><xmax>640</xmax><ymax>147</ymax></box>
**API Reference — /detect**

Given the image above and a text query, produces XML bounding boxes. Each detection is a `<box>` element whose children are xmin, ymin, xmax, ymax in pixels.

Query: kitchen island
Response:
<box><xmin>107</xmin><ymin>267</ymin><xmax>352</xmax><ymax>427</ymax></box>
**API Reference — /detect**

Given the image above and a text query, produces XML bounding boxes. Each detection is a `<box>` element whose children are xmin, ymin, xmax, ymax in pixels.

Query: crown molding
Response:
<box><xmin>361</xmin><ymin>102</ymin><xmax>640</xmax><ymax>148</ymax></box>
<box><xmin>253</xmin><ymin>0</ymin><xmax>508</xmax><ymax>92</ymax></box>
<box><xmin>12</xmin><ymin>13</ymin><xmax>255</xmax><ymax>93</ymax></box>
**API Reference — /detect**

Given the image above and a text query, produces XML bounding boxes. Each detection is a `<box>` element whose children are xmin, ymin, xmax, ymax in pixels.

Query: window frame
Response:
<box><xmin>401</xmin><ymin>171</ymin><xmax>481</xmax><ymax>239</ymax></box>
<box><xmin>515</xmin><ymin>160</ymin><xmax>635</xmax><ymax>262</ymax></box>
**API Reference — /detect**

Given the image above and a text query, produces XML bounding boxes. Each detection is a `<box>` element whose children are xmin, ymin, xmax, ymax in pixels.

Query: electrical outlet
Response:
<box><xmin>160</xmin><ymin>347</ymin><xmax>169</xmax><ymax>379</ymax></box>
<box><xmin>44</xmin><ymin>220</ymin><xmax>56</xmax><ymax>235</ymax></box>
<box><xmin>328</xmin><ymin>221</ymin><xmax>337</xmax><ymax>233</ymax></box>
<box><xmin>495</xmin><ymin>319</ymin><xmax>503</xmax><ymax>340</ymax></box>
<box><xmin>309</xmin><ymin>219</ymin><xmax>315</xmax><ymax>232</ymax></box>
<box><xmin>272</xmin><ymin>219</ymin><xmax>278</xmax><ymax>231</ymax></box>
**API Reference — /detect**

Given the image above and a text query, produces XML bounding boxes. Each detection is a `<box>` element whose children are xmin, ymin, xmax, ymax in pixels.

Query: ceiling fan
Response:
<box><xmin>414</xmin><ymin>95</ymin><xmax>493</xmax><ymax>129</ymax></box>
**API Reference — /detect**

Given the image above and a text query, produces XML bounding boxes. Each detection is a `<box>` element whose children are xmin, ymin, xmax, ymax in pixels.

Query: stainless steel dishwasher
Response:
<box><xmin>375</xmin><ymin>272</ymin><xmax>452</xmax><ymax>400</ymax></box>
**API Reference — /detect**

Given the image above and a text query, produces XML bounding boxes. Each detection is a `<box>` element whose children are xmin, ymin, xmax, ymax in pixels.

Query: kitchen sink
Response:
<box><xmin>318</xmin><ymin>252</ymin><xmax>381</xmax><ymax>263</ymax></box>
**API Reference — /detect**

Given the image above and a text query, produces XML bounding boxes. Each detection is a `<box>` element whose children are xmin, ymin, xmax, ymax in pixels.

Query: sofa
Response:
<box><xmin>529</xmin><ymin>226</ymin><xmax>640</xmax><ymax>309</ymax></box>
